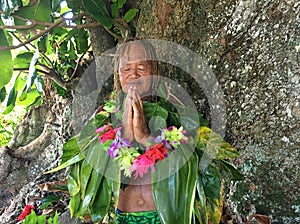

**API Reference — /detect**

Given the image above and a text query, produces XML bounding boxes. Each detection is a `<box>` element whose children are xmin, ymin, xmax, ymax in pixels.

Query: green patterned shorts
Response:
<box><xmin>115</xmin><ymin>209</ymin><xmax>161</xmax><ymax>224</ymax></box>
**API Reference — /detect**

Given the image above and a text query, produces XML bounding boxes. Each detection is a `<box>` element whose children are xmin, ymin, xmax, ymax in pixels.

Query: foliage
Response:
<box><xmin>0</xmin><ymin>104</ymin><xmax>25</xmax><ymax>146</ymax></box>
<box><xmin>47</xmin><ymin>96</ymin><xmax>242</xmax><ymax>224</ymax></box>
<box><xmin>22</xmin><ymin>210</ymin><xmax>59</xmax><ymax>224</ymax></box>
<box><xmin>0</xmin><ymin>0</ymin><xmax>138</xmax><ymax>114</ymax></box>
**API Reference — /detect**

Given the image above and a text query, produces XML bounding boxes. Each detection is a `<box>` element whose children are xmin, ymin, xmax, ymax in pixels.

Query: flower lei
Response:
<box><xmin>96</xmin><ymin>99</ymin><xmax>189</xmax><ymax>179</ymax></box>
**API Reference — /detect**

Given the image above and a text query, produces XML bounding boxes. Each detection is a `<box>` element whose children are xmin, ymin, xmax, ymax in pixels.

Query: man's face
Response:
<box><xmin>119</xmin><ymin>44</ymin><xmax>153</xmax><ymax>97</ymax></box>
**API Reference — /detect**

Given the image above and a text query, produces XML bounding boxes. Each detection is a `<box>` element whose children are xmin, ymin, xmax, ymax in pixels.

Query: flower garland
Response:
<box><xmin>96</xmin><ymin>124</ymin><xmax>188</xmax><ymax>179</ymax></box>
<box><xmin>96</xmin><ymin>99</ymin><xmax>189</xmax><ymax>179</ymax></box>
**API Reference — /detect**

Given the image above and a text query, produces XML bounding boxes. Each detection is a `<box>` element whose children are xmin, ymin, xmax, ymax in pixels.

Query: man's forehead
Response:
<box><xmin>119</xmin><ymin>56</ymin><xmax>152</xmax><ymax>68</ymax></box>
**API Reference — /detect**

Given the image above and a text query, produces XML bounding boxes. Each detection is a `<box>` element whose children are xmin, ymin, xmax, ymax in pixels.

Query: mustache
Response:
<box><xmin>127</xmin><ymin>81</ymin><xmax>142</xmax><ymax>85</ymax></box>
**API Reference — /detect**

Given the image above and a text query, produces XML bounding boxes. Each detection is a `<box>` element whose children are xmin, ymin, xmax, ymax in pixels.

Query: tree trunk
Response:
<box><xmin>1</xmin><ymin>0</ymin><xmax>298</xmax><ymax>223</ymax></box>
<box><xmin>134</xmin><ymin>0</ymin><xmax>300</xmax><ymax>223</ymax></box>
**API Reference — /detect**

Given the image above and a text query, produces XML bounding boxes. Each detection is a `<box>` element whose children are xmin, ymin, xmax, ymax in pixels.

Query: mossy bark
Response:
<box><xmin>134</xmin><ymin>0</ymin><xmax>300</xmax><ymax>223</ymax></box>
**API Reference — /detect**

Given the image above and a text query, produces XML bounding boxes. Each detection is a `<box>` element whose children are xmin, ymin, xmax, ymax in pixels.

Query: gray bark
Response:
<box><xmin>136</xmin><ymin>0</ymin><xmax>300</xmax><ymax>223</ymax></box>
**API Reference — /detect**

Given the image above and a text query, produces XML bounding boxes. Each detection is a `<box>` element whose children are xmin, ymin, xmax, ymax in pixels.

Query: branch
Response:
<box><xmin>0</xmin><ymin>22</ymin><xmax>100</xmax><ymax>30</ymax></box>
<box><xmin>0</xmin><ymin>17</ymin><xmax>65</xmax><ymax>50</ymax></box>
<box><xmin>69</xmin><ymin>44</ymin><xmax>92</xmax><ymax>80</ymax></box>
<box><xmin>14</xmin><ymin>66</ymin><xmax>68</xmax><ymax>90</ymax></box>
<box><xmin>0</xmin><ymin>13</ymin><xmax>92</xmax><ymax>50</ymax></box>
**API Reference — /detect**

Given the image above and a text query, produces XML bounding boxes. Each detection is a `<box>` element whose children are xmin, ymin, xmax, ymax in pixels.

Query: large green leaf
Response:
<box><xmin>61</xmin><ymin>136</ymin><xmax>80</xmax><ymax>163</ymax></box>
<box><xmin>152</xmin><ymin>144</ymin><xmax>198</xmax><ymax>224</ymax></box>
<box><xmin>219</xmin><ymin>159</ymin><xmax>243</xmax><ymax>181</ymax></box>
<box><xmin>3</xmin><ymin>74</ymin><xmax>20</xmax><ymax>114</ymax></box>
<box><xmin>70</xmin><ymin>191</ymin><xmax>81</xmax><ymax>217</ymax></box>
<box><xmin>0</xmin><ymin>18</ymin><xmax>13</xmax><ymax>90</ymax></box>
<box><xmin>77</xmin><ymin>168</ymin><xmax>103</xmax><ymax>217</ymax></box>
<box><xmin>143</xmin><ymin>101</ymin><xmax>168</xmax><ymax>121</ymax></box>
<box><xmin>206</xmin><ymin>193</ymin><xmax>223</xmax><ymax>224</ymax></box>
<box><xmin>13</xmin><ymin>0</ymin><xmax>52</xmax><ymax>25</ymax></box>
<box><xmin>83</xmin><ymin>0</ymin><xmax>112</xmax><ymax>29</ymax></box>
<box><xmin>197</xmin><ymin>126</ymin><xmax>239</xmax><ymax>160</ymax></box>
<box><xmin>19</xmin><ymin>52</ymin><xmax>39</xmax><ymax>101</ymax></box>
<box><xmin>68</xmin><ymin>162</ymin><xmax>81</xmax><ymax>196</ymax></box>
<box><xmin>13</xmin><ymin>52</ymin><xmax>34</xmax><ymax>69</ymax></box>
<box><xmin>44</xmin><ymin>153</ymin><xmax>85</xmax><ymax>173</ymax></box>
<box><xmin>84</xmin><ymin>138</ymin><xmax>110</xmax><ymax>174</ymax></box>
<box><xmin>80</xmin><ymin>160</ymin><xmax>93</xmax><ymax>199</ymax></box>
<box><xmin>195</xmin><ymin>176</ymin><xmax>208</xmax><ymax>224</ymax></box>
<box><xmin>90</xmin><ymin>177</ymin><xmax>113</xmax><ymax>222</ymax></box>
<box><xmin>201</xmin><ymin>164</ymin><xmax>221</xmax><ymax>199</ymax></box>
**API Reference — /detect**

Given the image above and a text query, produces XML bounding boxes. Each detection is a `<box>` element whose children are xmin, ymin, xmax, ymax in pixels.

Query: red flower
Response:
<box><xmin>17</xmin><ymin>205</ymin><xmax>35</xmax><ymax>221</ymax></box>
<box><xmin>146</xmin><ymin>143</ymin><xmax>168</xmax><ymax>162</ymax></box>
<box><xmin>131</xmin><ymin>143</ymin><xmax>168</xmax><ymax>178</ymax></box>
<box><xmin>97</xmin><ymin>124</ymin><xmax>117</xmax><ymax>143</ymax></box>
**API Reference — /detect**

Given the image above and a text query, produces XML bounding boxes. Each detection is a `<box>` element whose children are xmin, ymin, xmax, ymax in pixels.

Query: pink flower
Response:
<box><xmin>131</xmin><ymin>155</ymin><xmax>155</xmax><ymax>178</ymax></box>
<box><xmin>17</xmin><ymin>205</ymin><xmax>35</xmax><ymax>221</ymax></box>
<box><xmin>131</xmin><ymin>143</ymin><xmax>168</xmax><ymax>178</ymax></box>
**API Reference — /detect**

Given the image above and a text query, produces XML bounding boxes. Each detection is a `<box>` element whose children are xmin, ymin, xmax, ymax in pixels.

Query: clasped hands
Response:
<box><xmin>122</xmin><ymin>86</ymin><xmax>150</xmax><ymax>146</ymax></box>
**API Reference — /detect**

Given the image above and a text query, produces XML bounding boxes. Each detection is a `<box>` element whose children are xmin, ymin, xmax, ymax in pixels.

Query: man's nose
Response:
<box><xmin>130</xmin><ymin>66</ymin><xmax>140</xmax><ymax>78</ymax></box>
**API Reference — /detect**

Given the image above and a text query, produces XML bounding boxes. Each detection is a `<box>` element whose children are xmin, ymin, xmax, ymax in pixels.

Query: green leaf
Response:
<box><xmin>84</xmin><ymin>138</ymin><xmax>110</xmax><ymax>174</ymax></box>
<box><xmin>219</xmin><ymin>159</ymin><xmax>243</xmax><ymax>181</ymax></box>
<box><xmin>14</xmin><ymin>52</ymin><xmax>34</xmax><ymax>69</ymax></box>
<box><xmin>0</xmin><ymin>18</ymin><xmax>13</xmax><ymax>90</ymax></box>
<box><xmin>66</xmin><ymin>0</ymin><xmax>82</xmax><ymax>11</ymax></box>
<box><xmin>37</xmin><ymin>35</ymin><xmax>48</xmax><ymax>53</ymax></box>
<box><xmin>80</xmin><ymin>160</ymin><xmax>93</xmax><ymax>199</ymax></box>
<box><xmin>83</xmin><ymin>0</ymin><xmax>113</xmax><ymax>29</ymax></box>
<box><xmin>206</xmin><ymin>194</ymin><xmax>223</xmax><ymax>224</ymax></box>
<box><xmin>73</xmin><ymin>29</ymin><xmax>89</xmax><ymax>54</ymax></box>
<box><xmin>201</xmin><ymin>164</ymin><xmax>221</xmax><ymax>199</ymax></box>
<box><xmin>17</xmin><ymin>88</ymin><xmax>40</xmax><ymax>105</ymax></box>
<box><xmin>195</xmin><ymin>176</ymin><xmax>208</xmax><ymax>224</ymax></box>
<box><xmin>4</xmin><ymin>74</ymin><xmax>20</xmax><ymax>114</ymax></box>
<box><xmin>40</xmin><ymin>195</ymin><xmax>60</xmax><ymax>209</ymax></box>
<box><xmin>51</xmin><ymin>0</ymin><xmax>63</xmax><ymax>11</ymax></box>
<box><xmin>143</xmin><ymin>101</ymin><xmax>168</xmax><ymax>122</ymax></box>
<box><xmin>197</xmin><ymin>126</ymin><xmax>239</xmax><ymax>160</ymax></box>
<box><xmin>13</xmin><ymin>0</ymin><xmax>52</xmax><ymax>25</ymax></box>
<box><xmin>44</xmin><ymin>153</ymin><xmax>85</xmax><ymax>173</ymax></box>
<box><xmin>52</xmin><ymin>81</ymin><xmax>67</xmax><ymax>97</ymax></box>
<box><xmin>111</xmin><ymin>2</ymin><xmax>118</xmax><ymax>19</ymax></box>
<box><xmin>36</xmin><ymin>214</ymin><xmax>46</xmax><ymax>224</ymax></box>
<box><xmin>62</xmin><ymin>136</ymin><xmax>80</xmax><ymax>163</ymax></box>
<box><xmin>53</xmin><ymin>211</ymin><xmax>59</xmax><ymax>224</ymax></box>
<box><xmin>152</xmin><ymin>144</ymin><xmax>198</xmax><ymax>224</ymax></box>
<box><xmin>68</xmin><ymin>162</ymin><xmax>81</xmax><ymax>196</ymax></box>
<box><xmin>124</xmin><ymin>8</ymin><xmax>137</xmax><ymax>23</ymax></box>
<box><xmin>90</xmin><ymin>177</ymin><xmax>113</xmax><ymax>222</ymax></box>
<box><xmin>148</xmin><ymin>116</ymin><xmax>167</xmax><ymax>134</ymax></box>
<box><xmin>69</xmin><ymin>192</ymin><xmax>81</xmax><ymax>217</ymax></box>
<box><xmin>117</xmin><ymin>0</ymin><xmax>126</xmax><ymax>9</ymax></box>
<box><xmin>19</xmin><ymin>51</ymin><xmax>39</xmax><ymax>101</ymax></box>
<box><xmin>0</xmin><ymin>87</ymin><xmax>6</xmax><ymax>103</ymax></box>
<box><xmin>77</xmin><ymin>168</ymin><xmax>103</xmax><ymax>217</ymax></box>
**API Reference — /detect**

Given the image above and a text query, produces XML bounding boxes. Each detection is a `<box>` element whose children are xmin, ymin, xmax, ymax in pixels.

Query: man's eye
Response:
<box><xmin>122</xmin><ymin>67</ymin><xmax>130</xmax><ymax>71</ymax></box>
<box><xmin>138</xmin><ymin>66</ymin><xmax>145</xmax><ymax>70</ymax></box>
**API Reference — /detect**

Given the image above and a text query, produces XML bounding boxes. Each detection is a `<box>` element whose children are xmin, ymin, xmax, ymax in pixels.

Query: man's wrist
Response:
<box><xmin>138</xmin><ymin>135</ymin><xmax>152</xmax><ymax>147</ymax></box>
